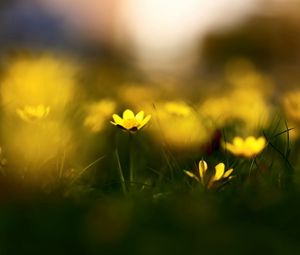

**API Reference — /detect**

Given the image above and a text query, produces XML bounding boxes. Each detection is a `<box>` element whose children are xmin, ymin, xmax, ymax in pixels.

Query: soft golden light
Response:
<box><xmin>0</xmin><ymin>54</ymin><xmax>77</xmax><ymax>173</ymax></box>
<box><xmin>84</xmin><ymin>99</ymin><xmax>117</xmax><ymax>133</ymax></box>
<box><xmin>149</xmin><ymin>101</ymin><xmax>213</xmax><ymax>150</ymax></box>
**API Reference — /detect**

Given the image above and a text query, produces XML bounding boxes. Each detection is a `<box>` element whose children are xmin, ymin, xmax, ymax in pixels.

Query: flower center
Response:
<box><xmin>123</xmin><ymin>118</ymin><xmax>139</xmax><ymax>129</ymax></box>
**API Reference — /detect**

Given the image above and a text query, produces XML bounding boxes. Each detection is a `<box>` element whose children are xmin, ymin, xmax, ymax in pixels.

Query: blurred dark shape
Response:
<box><xmin>202</xmin><ymin>14</ymin><xmax>300</xmax><ymax>71</ymax></box>
<box><xmin>0</xmin><ymin>1</ymin><xmax>76</xmax><ymax>50</ymax></box>
<box><xmin>203</xmin><ymin>129</ymin><xmax>222</xmax><ymax>155</ymax></box>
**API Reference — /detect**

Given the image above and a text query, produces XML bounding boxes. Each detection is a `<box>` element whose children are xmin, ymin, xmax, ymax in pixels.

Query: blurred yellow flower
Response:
<box><xmin>118</xmin><ymin>84</ymin><xmax>159</xmax><ymax>106</ymax></box>
<box><xmin>282</xmin><ymin>90</ymin><xmax>300</xmax><ymax>139</ymax></box>
<box><xmin>199</xmin><ymin>86</ymin><xmax>271</xmax><ymax>132</ymax></box>
<box><xmin>148</xmin><ymin>101</ymin><xmax>213</xmax><ymax>150</ymax></box>
<box><xmin>224</xmin><ymin>136</ymin><xmax>266</xmax><ymax>158</ymax></box>
<box><xmin>198</xmin><ymin>59</ymin><xmax>273</xmax><ymax>133</ymax></box>
<box><xmin>184</xmin><ymin>160</ymin><xmax>233</xmax><ymax>189</ymax></box>
<box><xmin>84</xmin><ymin>99</ymin><xmax>116</xmax><ymax>132</ymax></box>
<box><xmin>0</xmin><ymin>54</ymin><xmax>76</xmax><ymax>169</ymax></box>
<box><xmin>16</xmin><ymin>105</ymin><xmax>50</xmax><ymax>122</ymax></box>
<box><xmin>282</xmin><ymin>90</ymin><xmax>300</xmax><ymax>119</ymax></box>
<box><xmin>111</xmin><ymin>109</ymin><xmax>151</xmax><ymax>131</ymax></box>
<box><xmin>164</xmin><ymin>101</ymin><xmax>192</xmax><ymax>117</ymax></box>
<box><xmin>225</xmin><ymin>58</ymin><xmax>273</xmax><ymax>92</ymax></box>
<box><xmin>1</xmin><ymin>54</ymin><xmax>77</xmax><ymax>113</ymax></box>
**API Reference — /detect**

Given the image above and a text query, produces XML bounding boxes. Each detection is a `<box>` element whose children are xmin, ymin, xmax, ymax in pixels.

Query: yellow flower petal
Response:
<box><xmin>137</xmin><ymin>114</ymin><xmax>151</xmax><ymax>130</ymax></box>
<box><xmin>245</xmin><ymin>136</ymin><xmax>256</xmax><ymax>146</ymax></box>
<box><xmin>25</xmin><ymin>106</ymin><xmax>35</xmax><ymax>116</ymax></box>
<box><xmin>184</xmin><ymin>170</ymin><xmax>200</xmax><ymax>182</ymax></box>
<box><xmin>213</xmin><ymin>163</ymin><xmax>225</xmax><ymax>181</ymax></box>
<box><xmin>198</xmin><ymin>160</ymin><xmax>208</xmax><ymax>180</ymax></box>
<box><xmin>123</xmin><ymin>109</ymin><xmax>135</xmax><ymax>119</ymax></box>
<box><xmin>135</xmin><ymin>111</ymin><xmax>145</xmax><ymax>122</ymax></box>
<box><xmin>112</xmin><ymin>114</ymin><xmax>123</xmax><ymax>125</ymax></box>
<box><xmin>36</xmin><ymin>105</ymin><xmax>44</xmax><ymax>116</ymax></box>
<box><xmin>17</xmin><ymin>105</ymin><xmax>50</xmax><ymax>122</ymax></box>
<box><xmin>224</xmin><ymin>136</ymin><xmax>266</xmax><ymax>158</ymax></box>
<box><xmin>16</xmin><ymin>109</ymin><xmax>27</xmax><ymax>121</ymax></box>
<box><xmin>253</xmin><ymin>137</ymin><xmax>266</xmax><ymax>153</ymax></box>
<box><xmin>224</xmin><ymin>142</ymin><xmax>239</xmax><ymax>155</ymax></box>
<box><xmin>223</xmin><ymin>168</ymin><xmax>234</xmax><ymax>178</ymax></box>
<box><xmin>123</xmin><ymin>118</ymin><xmax>139</xmax><ymax>130</ymax></box>
<box><xmin>233</xmin><ymin>136</ymin><xmax>244</xmax><ymax>146</ymax></box>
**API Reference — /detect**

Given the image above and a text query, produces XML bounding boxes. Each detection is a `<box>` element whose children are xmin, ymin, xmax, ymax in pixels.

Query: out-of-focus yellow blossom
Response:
<box><xmin>281</xmin><ymin>90</ymin><xmax>300</xmax><ymax>139</ymax></box>
<box><xmin>224</xmin><ymin>136</ymin><xmax>266</xmax><ymax>158</ymax></box>
<box><xmin>16</xmin><ymin>105</ymin><xmax>50</xmax><ymax>122</ymax></box>
<box><xmin>199</xmin><ymin>58</ymin><xmax>273</xmax><ymax>133</ymax></box>
<box><xmin>184</xmin><ymin>160</ymin><xmax>234</xmax><ymax>189</ymax></box>
<box><xmin>163</xmin><ymin>101</ymin><xmax>192</xmax><ymax>117</ymax></box>
<box><xmin>1</xmin><ymin>54</ymin><xmax>77</xmax><ymax>113</ymax></box>
<box><xmin>0</xmin><ymin>54</ymin><xmax>77</xmax><ymax>170</ymax></box>
<box><xmin>111</xmin><ymin>109</ymin><xmax>151</xmax><ymax>132</ymax></box>
<box><xmin>84</xmin><ymin>99</ymin><xmax>116</xmax><ymax>132</ymax></box>
<box><xmin>118</xmin><ymin>84</ymin><xmax>160</xmax><ymax>106</ymax></box>
<box><xmin>225</xmin><ymin>58</ymin><xmax>273</xmax><ymax>93</ymax></box>
<box><xmin>149</xmin><ymin>101</ymin><xmax>213</xmax><ymax>150</ymax></box>
<box><xmin>282</xmin><ymin>90</ymin><xmax>300</xmax><ymax>121</ymax></box>
<box><xmin>199</xmin><ymin>86</ymin><xmax>271</xmax><ymax>132</ymax></box>
<box><xmin>8</xmin><ymin>121</ymin><xmax>71</xmax><ymax>168</ymax></box>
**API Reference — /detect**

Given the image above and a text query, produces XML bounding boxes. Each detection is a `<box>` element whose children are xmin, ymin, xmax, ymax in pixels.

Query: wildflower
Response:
<box><xmin>1</xmin><ymin>54</ymin><xmax>76</xmax><ymax>113</ymax></box>
<box><xmin>281</xmin><ymin>90</ymin><xmax>300</xmax><ymax>139</ymax></box>
<box><xmin>111</xmin><ymin>109</ymin><xmax>151</xmax><ymax>131</ymax></box>
<box><xmin>84</xmin><ymin>99</ymin><xmax>116</xmax><ymax>132</ymax></box>
<box><xmin>118</xmin><ymin>84</ymin><xmax>159</xmax><ymax>106</ymax></box>
<box><xmin>1</xmin><ymin>55</ymin><xmax>74</xmax><ymax>165</ymax></box>
<box><xmin>198</xmin><ymin>74</ymin><xmax>272</xmax><ymax>133</ymax></box>
<box><xmin>149</xmin><ymin>101</ymin><xmax>213</xmax><ymax>150</ymax></box>
<box><xmin>164</xmin><ymin>101</ymin><xmax>192</xmax><ymax>117</ymax></box>
<box><xmin>282</xmin><ymin>90</ymin><xmax>300</xmax><ymax>122</ymax></box>
<box><xmin>16</xmin><ymin>104</ymin><xmax>50</xmax><ymax>122</ymax></box>
<box><xmin>184</xmin><ymin>160</ymin><xmax>233</xmax><ymax>189</ymax></box>
<box><xmin>223</xmin><ymin>136</ymin><xmax>266</xmax><ymax>158</ymax></box>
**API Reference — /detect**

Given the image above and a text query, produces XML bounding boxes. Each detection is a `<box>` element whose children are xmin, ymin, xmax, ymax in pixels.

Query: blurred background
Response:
<box><xmin>0</xmin><ymin>0</ymin><xmax>299</xmax><ymax>74</ymax></box>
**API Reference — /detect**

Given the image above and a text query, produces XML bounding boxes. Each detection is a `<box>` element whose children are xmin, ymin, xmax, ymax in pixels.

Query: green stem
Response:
<box><xmin>248</xmin><ymin>157</ymin><xmax>256</xmax><ymax>177</ymax></box>
<box><xmin>129</xmin><ymin>134</ymin><xmax>135</xmax><ymax>189</ymax></box>
<box><xmin>115</xmin><ymin>149</ymin><xmax>127</xmax><ymax>194</ymax></box>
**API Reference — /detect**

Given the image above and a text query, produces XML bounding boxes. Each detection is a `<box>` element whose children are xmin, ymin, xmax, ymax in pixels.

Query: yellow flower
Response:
<box><xmin>198</xmin><ymin>68</ymin><xmax>272</xmax><ymax>133</ymax></box>
<box><xmin>164</xmin><ymin>101</ymin><xmax>192</xmax><ymax>117</ymax></box>
<box><xmin>282</xmin><ymin>90</ymin><xmax>300</xmax><ymax>122</ymax></box>
<box><xmin>147</xmin><ymin>101</ymin><xmax>213</xmax><ymax>150</ymax></box>
<box><xmin>111</xmin><ymin>109</ymin><xmax>151</xmax><ymax>131</ymax></box>
<box><xmin>223</xmin><ymin>136</ymin><xmax>266</xmax><ymax>158</ymax></box>
<box><xmin>184</xmin><ymin>160</ymin><xmax>234</xmax><ymax>189</ymax></box>
<box><xmin>1</xmin><ymin>54</ymin><xmax>77</xmax><ymax>113</ymax></box>
<box><xmin>84</xmin><ymin>99</ymin><xmax>116</xmax><ymax>133</ymax></box>
<box><xmin>16</xmin><ymin>104</ymin><xmax>50</xmax><ymax>122</ymax></box>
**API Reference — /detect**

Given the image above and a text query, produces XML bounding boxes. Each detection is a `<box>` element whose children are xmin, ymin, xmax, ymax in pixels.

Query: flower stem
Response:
<box><xmin>115</xmin><ymin>149</ymin><xmax>127</xmax><ymax>194</ymax></box>
<box><xmin>129</xmin><ymin>133</ymin><xmax>135</xmax><ymax>189</ymax></box>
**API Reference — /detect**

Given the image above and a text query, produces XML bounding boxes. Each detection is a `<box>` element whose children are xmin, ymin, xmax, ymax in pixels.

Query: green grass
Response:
<box><xmin>0</xmin><ymin>115</ymin><xmax>300</xmax><ymax>255</ymax></box>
